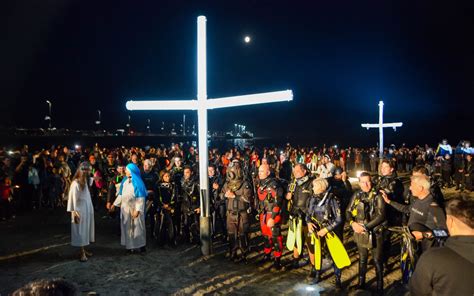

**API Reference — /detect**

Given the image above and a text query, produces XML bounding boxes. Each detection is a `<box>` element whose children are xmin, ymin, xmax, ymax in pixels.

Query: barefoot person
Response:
<box><xmin>111</xmin><ymin>163</ymin><xmax>147</xmax><ymax>254</ymax></box>
<box><xmin>67</xmin><ymin>162</ymin><xmax>95</xmax><ymax>262</ymax></box>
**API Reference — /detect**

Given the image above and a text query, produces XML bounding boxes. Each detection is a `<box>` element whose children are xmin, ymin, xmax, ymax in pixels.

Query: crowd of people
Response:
<box><xmin>1</xmin><ymin>139</ymin><xmax>474</xmax><ymax>295</ymax></box>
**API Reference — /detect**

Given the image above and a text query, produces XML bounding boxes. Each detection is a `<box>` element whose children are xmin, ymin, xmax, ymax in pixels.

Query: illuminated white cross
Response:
<box><xmin>126</xmin><ymin>16</ymin><xmax>293</xmax><ymax>255</ymax></box>
<box><xmin>361</xmin><ymin>101</ymin><xmax>403</xmax><ymax>159</ymax></box>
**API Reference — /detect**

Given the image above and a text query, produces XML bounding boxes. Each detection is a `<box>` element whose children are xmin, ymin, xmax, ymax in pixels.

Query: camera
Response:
<box><xmin>432</xmin><ymin>229</ymin><xmax>449</xmax><ymax>238</ymax></box>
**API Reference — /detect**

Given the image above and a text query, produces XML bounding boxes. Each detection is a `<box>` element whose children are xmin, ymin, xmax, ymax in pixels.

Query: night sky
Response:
<box><xmin>1</xmin><ymin>1</ymin><xmax>473</xmax><ymax>146</ymax></box>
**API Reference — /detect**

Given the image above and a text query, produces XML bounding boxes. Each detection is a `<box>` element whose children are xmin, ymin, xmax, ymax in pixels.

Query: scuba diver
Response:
<box><xmin>306</xmin><ymin>178</ymin><xmax>351</xmax><ymax>288</ymax></box>
<box><xmin>256</xmin><ymin>164</ymin><xmax>285</xmax><ymax>271</ymax></box>
<box><xmin>220</xmin><ymin>160</ymin><xmax>253</xmax><ymax>263</ymax></box>
<box><xmin>286</xmin><ymin>163</ymin><xmax>313</xmax><ymax>269</ymax></box>
<box><xmin>347</xmin><ymin>172</ymin><xmax>387</xmax><ymax>294</ymax></box>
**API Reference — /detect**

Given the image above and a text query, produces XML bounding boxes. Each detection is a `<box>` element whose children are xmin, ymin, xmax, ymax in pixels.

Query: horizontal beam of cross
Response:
<box><xmin>125</xmin><ymin>90</ymin><xmax>293</xmax><ymax>111</ymax></box>
<box><xmin>361</xmin><ymin>122</ymin><xmax>403</xmax><ymax>128</ymax></box>
<box><xmin>206</xmin><ymin>90</ymin><xmax>293</xmax><ymax>109</ymax></box>
<box><xmin>126</xmin><ymin>100</ymin><xmax>196</xmax><ymax>111</ymax></box>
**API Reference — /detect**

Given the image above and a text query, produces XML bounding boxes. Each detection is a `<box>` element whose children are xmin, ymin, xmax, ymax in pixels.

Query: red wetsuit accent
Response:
<box><xmin>258</xmin><ymin>181</ymin><xmax>283</xmax><ymax>258</ymax></box>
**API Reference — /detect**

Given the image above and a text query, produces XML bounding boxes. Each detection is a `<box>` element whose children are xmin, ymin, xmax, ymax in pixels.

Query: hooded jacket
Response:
<box><xmin>409</xmin><ymin>236</ymin><xmax>474</xmax><ymax>296</ymax></box>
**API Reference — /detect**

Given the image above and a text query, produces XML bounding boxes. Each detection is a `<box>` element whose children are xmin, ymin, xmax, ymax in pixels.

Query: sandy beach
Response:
<box><xmin>1</xmin><ymin>187</ymin><xmax>471</xmax><ymax>296</ymax></box>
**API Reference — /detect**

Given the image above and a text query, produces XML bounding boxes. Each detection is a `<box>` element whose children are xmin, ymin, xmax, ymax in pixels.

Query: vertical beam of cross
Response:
<box><xmin>196</xmin><ymin>17</ymin><xmax>210</xmax><ymax>252</ymax></box>
<box><xmin>361</xmin><ymin>101</ymin><xmax>403</xmax><ymax>160</ymax></box>
<box><xmin>126</xmin><ymin>16</ymin><xmax>293</xmax><ymax>255</ymax></box>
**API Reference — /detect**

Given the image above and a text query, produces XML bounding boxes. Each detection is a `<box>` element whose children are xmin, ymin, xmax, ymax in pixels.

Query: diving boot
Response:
<box><xmin>227</xmin><ymin>236</ymin><xmax>236</xmax><ymax>261</ymax></box>
<box><xmin>307</xmin><ymin>265</ymin><xmax>317</xmax><ymax>279</ymax></box>
<box><xmin>227</xmin><ymin>249</ymin><xmax>236</xmax><ymax>261</ymax></box>
<box><xmin>375</xmin><ymin>261</ymin><xmax>384</xmax><ymax>295</ymax></box>
<box><xmin>355</xmin><ymin>276</ymin><xmax>366</xmax><ymax>290</ymax></box>
<box><xmin>290</xmin><ymin>257</ymin><xmax>301</xmax><ymax>270</ymax></box>
<box><xmin>270</xmin><ymin>257</ymin><xmax>282</xmax><ymax>271</ymax></box>
<box><xmin>335</xmin><ymin>277</ymin><xmax>342</xmax><ymax>290</ymax></box>
<box><xmin>310</xmin><ymin>270</ymin><xmax>321</xmax><ymax>285</ymax></box>
<box><xmin>334</xmin><ymin>269</ymin><xmax>342</xmax><ymax>290</ymax></box>
<box><xmin>356</xmin><ymin>260</ymin><xmax>367</xmax><ymax>290</ymax></box>
<box><xmin>258</xmin><ymin>254</ymin><xmax>271</xmax><ymax>266</ymax></box>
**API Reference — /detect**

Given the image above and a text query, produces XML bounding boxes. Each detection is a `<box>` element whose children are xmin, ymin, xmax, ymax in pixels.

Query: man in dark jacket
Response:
<box><xmin>209</xmin><ymin>164</ymin><xmax>225</xmax><ymax>240</ymax></box>
<box><xmin>375</xmin><ymin>159</ymin><xmax>404</xmax><ymax>269</ymax></box>
<box><xmin>375</xmin><ymin>159</ymin><xmax>404</xmax><ymax>226</ymax></box>
<box><xmin>440</xmin><ymin>154</ymin><xmax>453</xmax><ymax>188</ymax></box>
<box><xmin>409</xmin><ymin>197</ymin><xmax>474</xmax><ymax>296</ymax></box>
<box><xmin>141</xmin><ymin>159</ymin><xmax>160</xmax><ymax>239</ymax></box>
<box><xmin>180</xmin><ymin>166</ymin><xmax>200</xmax><ymax>244</ymax></box>
<box><xmin>278</xmin><ymin>153</ymin><xmax>292</xmax><ymax>182</ymax></box>
<box><xmin>328</xmin><ymin>166</ymin><xmax>353</xmax><ymax>241</ymax></box>
<box><xmin>464</xmin><ymin>154</ymin><xmax>474</xmax><ymax>191</ymax></box>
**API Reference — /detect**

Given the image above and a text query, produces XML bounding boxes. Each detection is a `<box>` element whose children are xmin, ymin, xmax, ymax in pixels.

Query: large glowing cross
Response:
<box><xmin>361</xmin><ymin>101</ymin><xmax>403</xmax><ymax>159</ymax></box>
<box><xmin>126</xmin><ymin>16</ymin><xmax>293</xmax><ymax>255</ymax></box>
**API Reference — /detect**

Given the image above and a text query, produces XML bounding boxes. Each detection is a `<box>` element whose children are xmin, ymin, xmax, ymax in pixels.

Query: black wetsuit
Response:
<box><xmin>210</xmin><ymin>175</ymin><xmax>226</xmax><ymax>238</ymax></box>
<box><xmin>180</xmin><ymin>177</ymin><xmax>200</xmax><ymax>244</ymax></box>
<box><xmin>328</xmin><ymin>177</ymin><xmax>353</xmax><ymax>240</ymax></box>
<box><xmin>141</xmin><ymin>170</ymin><xmax>159</xmax><ymax>238</ymax></box>
<box><xmin>346</xmin><ymin>189</ymin><xmax>387</xmax><ymax>292</ymax></box>
<box><xmin>306</xmin><ymin>190</ymin><xmax>342</xmax><ymax>281</ymax></box>
<box><xmin>157</xmin><ymin>181</ymin><xmax>176</xmax><ymax>245</ymax></box>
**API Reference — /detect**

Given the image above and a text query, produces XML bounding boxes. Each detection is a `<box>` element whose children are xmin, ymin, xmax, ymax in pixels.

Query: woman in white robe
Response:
<box><xmin>111</xmin><ymin>163</ymin><xmax>147</xmax><ymax>253</ymax></box>
<box><xmin>67</xmin><ymin>162</ymin><xmax>95</xmax><ymax>262</ymax></box>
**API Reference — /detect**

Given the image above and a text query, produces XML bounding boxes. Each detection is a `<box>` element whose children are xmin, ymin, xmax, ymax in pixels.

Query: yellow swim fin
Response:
<box><xmin>311</xmin><ymin>233</ymin><xmax>322</xmax><ymax>270</ymax></box>
<box><xmin>325</xmin><ymin>231</ymin><xmax>351</xmax><ymax>269</ymax></box>
<box><xmin>286</xmin><ymin>218</ymin><xmax>296</xmax><ymax>251</ymax></box>
<box><xmin>295</xmin><ymin>218</ymin><xmax>303</xmax><ymax>256</ymax></box>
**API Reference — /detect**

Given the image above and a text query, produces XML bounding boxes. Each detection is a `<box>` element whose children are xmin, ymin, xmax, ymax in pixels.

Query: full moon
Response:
<box><xmin>244</xmin><ymin>36</ymin><xmax>251</xmax><ymax>43</ymax></box>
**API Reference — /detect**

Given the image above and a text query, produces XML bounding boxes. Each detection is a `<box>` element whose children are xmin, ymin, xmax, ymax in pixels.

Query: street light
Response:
<box><xmin>126</xmin><ymin>115</ymin><xmax>131</xmax><ymax>134</ymax></box>
<box><xmin>183</xmin><ymin>114</ymin><xmax>186</xmax><ymax>136</ymax></box>
<box><xmin>171</xmin><ymin>123</ymin><xmax>176</xmax><ymax>135</ymax></box>
<box><xmin>45</xmin><ymin>100</ymin><xmax>52</xmax><ymax>129</ymax></box>
<box><xmin>95</xmin><ymin>110</ymin><xmax>101</xmax><ymax>125</ymax></box>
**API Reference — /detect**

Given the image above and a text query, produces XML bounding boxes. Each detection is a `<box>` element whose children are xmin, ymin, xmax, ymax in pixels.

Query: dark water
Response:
<box><xmin>0</xmin><ymin>135</ymin><xmax>278</xmax><ymax>151</ymax></box>
<box><xmin>0</xmin><ymin>134</ymin><xmax>373</xmax><ymax>151</ymax></box>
